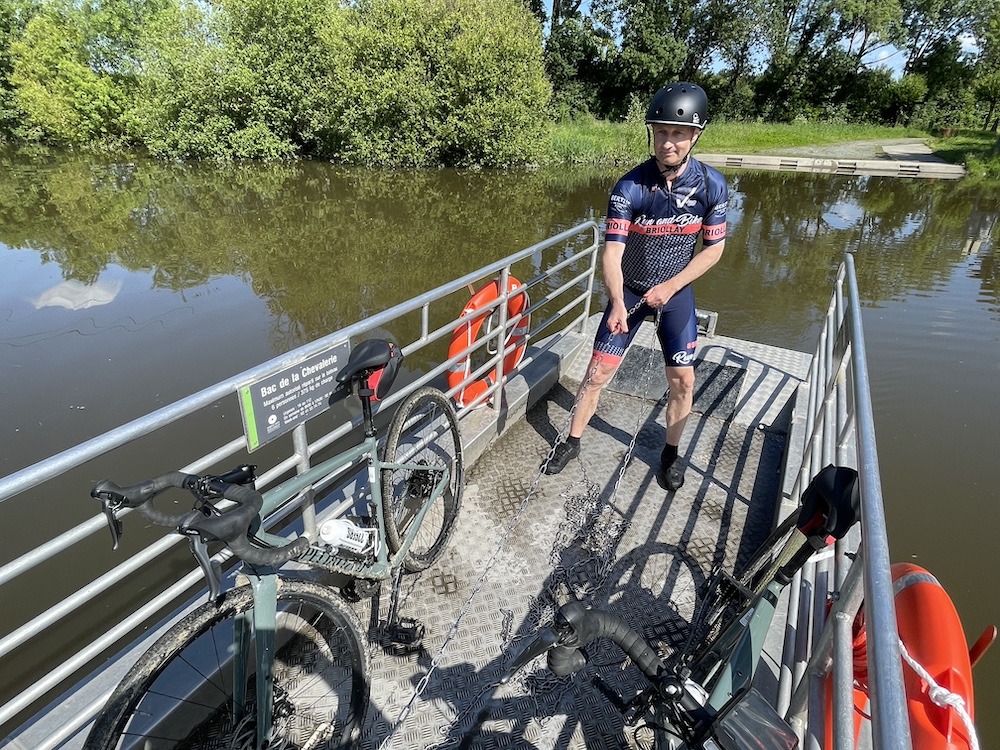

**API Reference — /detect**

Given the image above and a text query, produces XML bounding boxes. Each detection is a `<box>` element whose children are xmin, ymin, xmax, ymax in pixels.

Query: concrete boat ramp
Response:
<box><xmin>353</xmin><ymin>318</ymin><xmax>811</xmax><ymax>749</ymax></box>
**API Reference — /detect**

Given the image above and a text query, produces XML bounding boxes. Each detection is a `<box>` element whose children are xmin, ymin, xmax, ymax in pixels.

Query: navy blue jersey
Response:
<box><xmin>605</xmin><ymin>157</ymin><xmax>728</xmax><ymax>294</ymax></box>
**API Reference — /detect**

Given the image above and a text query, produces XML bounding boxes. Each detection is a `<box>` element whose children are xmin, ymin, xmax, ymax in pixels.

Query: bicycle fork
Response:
<box><xmin>233</xmin><ymin>570</ymin><xmax>279</xmax><ymax>750</ymax></box>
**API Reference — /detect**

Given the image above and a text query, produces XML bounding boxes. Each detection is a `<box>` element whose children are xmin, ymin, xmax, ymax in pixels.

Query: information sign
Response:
<box><xmin>238</xmin><ymin>341</ymin><xmax>351</xmax><ymax>451</ymax></box>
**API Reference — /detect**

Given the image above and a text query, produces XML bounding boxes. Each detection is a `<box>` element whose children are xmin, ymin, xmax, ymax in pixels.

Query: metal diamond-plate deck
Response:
<box><xmin>343</xmin><ymin>332</ymin><xmax>808</xmax><ymax>750</ymax></box>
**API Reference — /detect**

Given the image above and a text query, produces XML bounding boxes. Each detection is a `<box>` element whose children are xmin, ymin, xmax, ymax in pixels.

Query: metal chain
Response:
<box><xmin>495</xmin><ymin>310</ymin><xmax>664</xmax><ymax>747</ymax></box>
<box><xmin>379</xmin><ymin>303</ymin><xmax>665</xmax><ymax>750</ymax></box>
<box><xmin>376</xmin><ymin>351</ymin><xmax>606</xmax><ymax>750</ymax></box>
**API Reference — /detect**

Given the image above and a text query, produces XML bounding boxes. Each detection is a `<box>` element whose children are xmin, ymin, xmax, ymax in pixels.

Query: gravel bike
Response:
<box><xmin>504</xmin><ymin>464</ymin><xmax>861</xmax><ymax>750</ymax></box>
<box><xmin>86</xmin><ymin>339</ymin><xmax>464</xmax><ymax>750</ymax></box>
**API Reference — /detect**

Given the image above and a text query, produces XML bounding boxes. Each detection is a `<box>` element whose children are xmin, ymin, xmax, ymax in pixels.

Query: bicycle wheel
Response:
<box><xmin>685</xmin><ymin>509</ymin><xmax>804</xmax><ymax>658</ymax></box>
<box><xmin>381</xmin><ymin>386</ymin><xmax>463</xmax><ymax>572</ymax></box>
<box><xmin>87</xmin><ymin>579</ymin><xmax>369</xmax><ymax>750</ymax></box>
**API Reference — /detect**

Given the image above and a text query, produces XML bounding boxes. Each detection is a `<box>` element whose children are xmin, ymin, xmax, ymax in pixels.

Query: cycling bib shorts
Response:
<box><xmin>592</xmin><ymin>285</ymin><xmax>698</xmax><ymax>368</ymax></box>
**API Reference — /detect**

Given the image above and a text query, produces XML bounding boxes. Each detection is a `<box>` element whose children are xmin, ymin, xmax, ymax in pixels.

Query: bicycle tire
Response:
<box><xmin>686</xmin><ymin>509</ymin><xmax>804</xmax><ymax>660</ymax></box>
<box><xmin>86</xmin><ymin>579</ymin><xmax>369</xmax><ymax>750</ymax></box>
<box><xmin>381</xmin><ymin>386</ymin><xmax>463</xmax><ymax>572</ymax></box>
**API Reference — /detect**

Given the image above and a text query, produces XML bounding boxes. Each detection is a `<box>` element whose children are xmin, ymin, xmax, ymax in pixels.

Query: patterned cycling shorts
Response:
<box><xmin>592</xmin><ymin>284</ymin><xmax>698</xmax><ymax>368</ymax></box>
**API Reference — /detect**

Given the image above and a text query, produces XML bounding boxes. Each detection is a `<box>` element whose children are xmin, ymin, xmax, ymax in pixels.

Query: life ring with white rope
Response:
<box><xmin>829</xmin><ymin>562</ymin><xmax>983</xmax><ymax>749</ymax></box>
<box><xmin>447</xmin><ymin>277</ymin><xmax>529</xmax><ymax>408</ymax></box>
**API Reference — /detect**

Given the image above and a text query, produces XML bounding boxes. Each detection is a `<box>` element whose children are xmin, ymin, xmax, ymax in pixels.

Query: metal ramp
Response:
<box><xmin>350</xmin><ymin>323</ymin><xmax>811</xmax><ymax>749</ymax></box>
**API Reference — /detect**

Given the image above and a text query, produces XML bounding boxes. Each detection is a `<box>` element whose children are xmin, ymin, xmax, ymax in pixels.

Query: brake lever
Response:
<box><xmin>185</xmin><ymin>532</ymin><xmax>222</xmax><ymax>602</ymax></box>
<box><xmin>92</xmin><ymin>488</ymin><xmax>125</xmax><ymax>550</ymax></box>
<box><xmin>102</xmin><ymin>501</ymin><xmax>124</xmax><ymax>550</ymax></box>
<box><xmin>499</xmin><ymin>628</ymin><xmax>561</xmax><ymax>684</ymax></box>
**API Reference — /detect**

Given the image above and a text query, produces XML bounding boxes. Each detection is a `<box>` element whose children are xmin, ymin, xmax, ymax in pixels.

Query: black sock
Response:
<box><xmin>566</xmin><ymin>435</ymin><xmax>581</xmax><ymax>447</ymax></box>
<box><xmin>661</xmin><ymin>443</ymin><xmax>678</xmax><ymax>466</ymax></box>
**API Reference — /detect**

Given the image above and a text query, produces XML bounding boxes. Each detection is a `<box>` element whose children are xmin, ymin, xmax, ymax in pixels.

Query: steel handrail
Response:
<box><xmin>0</xmin><ymin>221</ymin><xmax>600</xmax><ymax>744</ymax></box>
<box><xmin>781</xmin><ymin>254</ymin><xmax>910</xmax><ymax>749</ymax></box>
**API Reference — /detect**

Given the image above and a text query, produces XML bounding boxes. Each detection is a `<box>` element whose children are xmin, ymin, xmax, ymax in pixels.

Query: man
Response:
<box><xmin>545</xmin><ymin>82</ymin><xmax>728</xmax><ymax>490</ymax></box>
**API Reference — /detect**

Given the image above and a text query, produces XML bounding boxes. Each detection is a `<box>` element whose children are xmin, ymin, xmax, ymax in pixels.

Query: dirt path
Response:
<box><xmin>755</xmin><ymin>137</ymin><xmax>937</xmax><ymax>162</ymax></box>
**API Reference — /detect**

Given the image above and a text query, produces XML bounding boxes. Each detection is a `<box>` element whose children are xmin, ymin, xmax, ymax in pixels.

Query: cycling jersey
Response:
<box><xmin>605</xmin><ymin>157</ymin><xmax>728</xmax><ymax>294</ymax></box>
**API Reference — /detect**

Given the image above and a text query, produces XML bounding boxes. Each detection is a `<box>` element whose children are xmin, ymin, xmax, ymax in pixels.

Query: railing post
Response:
<box><xmin>492</xmin><ymin>266</ymin><xmax>512</xmax><ymax>410</ymax></box>
<box><xmin>292</xmin><ymin>423</ymin><xmax>317</xmax><ymax>538</ymax></box>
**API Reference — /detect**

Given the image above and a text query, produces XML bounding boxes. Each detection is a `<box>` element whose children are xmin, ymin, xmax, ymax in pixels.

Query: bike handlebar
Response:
<box><xmin>91</xmin><ymin>466</ymin><xmax>309</xmax><ymax>567</ymax></box>
<box><xmin>549</xmin><ymin>600</ymin><xmax>667</xmax><ymax>680</ymax></box>
<box><xmin>504</xmin><ymin>600</ymin><xmax>668</xmax><ymax>684</ymax></box>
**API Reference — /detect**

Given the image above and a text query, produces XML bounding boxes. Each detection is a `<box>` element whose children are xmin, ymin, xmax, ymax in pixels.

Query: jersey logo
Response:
<box><xmin>676</xmin><ymin>186</ymin><xmax>698</xmax><ymax>208</ymax></box>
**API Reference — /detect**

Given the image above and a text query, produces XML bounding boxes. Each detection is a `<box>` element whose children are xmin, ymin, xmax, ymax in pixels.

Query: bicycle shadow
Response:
<box><xmin>361</xmin><ymin>378</ymin><xmax>785</xmax><ymax>748</ymax></box>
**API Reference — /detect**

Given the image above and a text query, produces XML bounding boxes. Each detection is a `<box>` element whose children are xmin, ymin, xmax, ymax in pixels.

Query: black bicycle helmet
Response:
<box><xmin>645</xmin><ymin>82</ymin><xmax>709</xmax><ymax>130</ymax></box>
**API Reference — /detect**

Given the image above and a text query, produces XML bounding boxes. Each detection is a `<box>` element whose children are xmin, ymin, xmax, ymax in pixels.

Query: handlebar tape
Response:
<box><xmin>94</xmin><ymin>472</ymin><xmax>308</xmax><ymax>566</ymax></box>
<box><xmin>177</xmin><ymin>481</ymin><xmax>309</xmax><ymax>566</ymax></box>
<box><xmin>92</xmin><ymin>471</ymin><xmax>196</xmax><ymax>526</ymax></box>
<box><xmin>548</xmin><ymin>601</ymin><xmax>666</xmax><ymax>682</ymax></box>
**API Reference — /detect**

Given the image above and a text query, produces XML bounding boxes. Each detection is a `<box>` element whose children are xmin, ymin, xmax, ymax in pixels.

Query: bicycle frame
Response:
<box><xmin>205</xmin><ymin>429</ymin><xmax>453</xmax><ymax>749</ymax></box>
<box><xmin>692</xmin><ymin>577</ymin><xmax>789</xmax><ymax>715</ymax></box>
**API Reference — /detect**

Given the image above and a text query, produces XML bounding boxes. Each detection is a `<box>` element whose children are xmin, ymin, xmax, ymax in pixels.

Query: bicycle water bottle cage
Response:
<box><xmin>334</xmin><ymin>339</ymin><xmax>404</xmax><ymax>404</ymax></box>
<box><xmin>797</xmin><ymin>464</ymin><xmax>861</xmax><ymax>542</ymax></box>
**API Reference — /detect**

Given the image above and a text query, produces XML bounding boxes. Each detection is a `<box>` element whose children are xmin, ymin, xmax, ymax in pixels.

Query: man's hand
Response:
<box><xmin>606</xmin><ymin>299</ymin><xmax>629</xmax><ymax>335</ymax></box>
<box><xmin>643</xmin><ymin>282</ymin><xmax>677</xmax><ymax>309</ymax></box>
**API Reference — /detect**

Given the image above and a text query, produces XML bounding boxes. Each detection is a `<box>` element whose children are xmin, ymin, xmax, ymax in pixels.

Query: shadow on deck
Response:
<box><xmin>353</xmin><ymin>323</ymin><xmax>812</xmax><ymax>749</ymax></box>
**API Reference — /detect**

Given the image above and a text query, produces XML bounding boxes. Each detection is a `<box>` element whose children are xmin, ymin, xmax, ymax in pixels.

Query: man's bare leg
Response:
<box><xmin>544</xmin><ymin>355</ymin><xmax>620</xmax><ymax>474</ymax></box>
<box><xmin>662</xmin><ymin>365</ymin><xmax>695</xmax><ymax>489</ymax></box>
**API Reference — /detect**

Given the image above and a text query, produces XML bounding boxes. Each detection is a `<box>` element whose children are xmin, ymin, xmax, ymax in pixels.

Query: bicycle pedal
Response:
<box><xmin>383</xmin><ymin>616</ymin><xmax>425</xmax><ymax>652</ymax></box>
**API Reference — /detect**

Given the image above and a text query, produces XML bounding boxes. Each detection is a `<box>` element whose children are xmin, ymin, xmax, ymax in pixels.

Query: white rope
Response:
<box><xmin>897</xmin><ymin>637</ymin><xmax>980</xmax><ymax>750</ymax></box>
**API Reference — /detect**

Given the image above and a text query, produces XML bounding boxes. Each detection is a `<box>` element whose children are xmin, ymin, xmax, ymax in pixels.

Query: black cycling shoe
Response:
<box><xmin>662</xmin><ymin>458</ymin><xmax>685</xmax><ymax>491</ymax></box>
<box><xmin>544</xmin><ymin>440</ymin><xmax>580</xmax><ymax>475</ymax></box>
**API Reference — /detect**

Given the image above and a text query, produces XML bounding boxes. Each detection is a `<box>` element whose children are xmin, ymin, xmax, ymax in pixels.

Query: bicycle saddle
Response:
<box><xmin>799</xmin><ymin>464</ymin><xmax>861</xmax><ymax>540</ymax></box>
<box><xmin>335</xmin><ymin>338</ymin><xmax>404</xmax><ymax>401</ymax></box>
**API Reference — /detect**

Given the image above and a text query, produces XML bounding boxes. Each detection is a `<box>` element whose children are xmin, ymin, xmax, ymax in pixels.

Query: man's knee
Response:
<box><xmin>666</xmin><ymin>366</ymin><xmax>695</xmax><ymax>396</ymax></box>
<box><xmin>584</xmin><ymin>355</ymin><xmax>620</xmax><ymax>389</ymax></box>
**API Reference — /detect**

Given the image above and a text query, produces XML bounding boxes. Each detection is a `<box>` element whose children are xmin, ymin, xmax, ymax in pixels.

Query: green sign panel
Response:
<box><xmin>238</xmin><ymin>341</ymin><xmax>350</xmax><ymax>451</ymax></box>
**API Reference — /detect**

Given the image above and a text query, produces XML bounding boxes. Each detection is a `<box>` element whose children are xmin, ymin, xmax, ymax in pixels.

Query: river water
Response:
<box><xmin>1</xmin><ymin>150</ymin><xmax>998</xmax><ymax>745</ymax></box>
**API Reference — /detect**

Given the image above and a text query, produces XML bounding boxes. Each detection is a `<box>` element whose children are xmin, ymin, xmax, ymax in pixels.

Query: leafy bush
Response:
<box><xmin>323</xmin><ymin>0</ymin><xmax>552</xmax><ymax>166</ymax></box>
<box><xmin>10</xmin><ymin>10</ymin><xmax>126</xmax><ymax>144</ymax></box>
<box><xmin>127</xmin><ymin>0</ymin><xmax>334</xmax><ymax>159</ymax></box>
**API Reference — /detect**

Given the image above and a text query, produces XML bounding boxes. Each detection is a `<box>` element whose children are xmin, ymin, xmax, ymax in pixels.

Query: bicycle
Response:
<box><xmin>85</xmin><ymin>338</ymin><xmax>464</xmax><ymax>750</ymax></box>
<box><xmin>502</xmin><ymin>464</ymin><xmax>861</xmax><ymax>750</ymax></box>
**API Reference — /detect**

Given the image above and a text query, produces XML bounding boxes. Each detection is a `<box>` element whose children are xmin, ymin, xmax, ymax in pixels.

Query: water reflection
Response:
<box><xmin>1</xmin><ymin>150</ymin><xmax>999</xmax><ymax>743</ymax></box>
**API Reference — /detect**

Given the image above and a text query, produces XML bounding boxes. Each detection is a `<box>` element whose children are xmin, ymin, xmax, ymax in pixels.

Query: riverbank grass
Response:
<box><xmin>547</xmin><ymin>119</ymin><xmax>1000</xmax><ymax>180</ymax></box>
<box><xmin>929</xmin><ymin>130</ymin><xmax>1000</xmax><ymax>178</ymax></box>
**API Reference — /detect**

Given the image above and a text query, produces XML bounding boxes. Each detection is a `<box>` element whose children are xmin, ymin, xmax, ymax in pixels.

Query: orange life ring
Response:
<box><xmin>447</xmin><ymin>277</ymin><xmax>529</xmax><ymax>408</ymax></box>
<box><xmin>828</xmin><ymin>562</ymin><xmax>977</xmax><ymax>749</ymax></box>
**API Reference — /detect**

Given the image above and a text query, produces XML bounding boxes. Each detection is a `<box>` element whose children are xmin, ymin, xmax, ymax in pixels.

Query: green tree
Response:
<box><xmin>975</xmin><ymin>71</ymin><xmax>1000</xmax><ymax>130</ymax></box>
<box><xmin>900</xmin><ymin>0</ymin><xmax>981</xmax><ymax>74</ymax></box>
<box><xmin>9</xmin><ymin>7</ymin><xmax>126</xmax><ymax>143</ymax></box>
<box><xmin>323</xmin><ymin>0</ymin><xmax>552</xmax><ymax>166</ymax></box>
<box><xmin>544</xmin><ymin>17</ymin><xmax>613</xmax><ymax>119</ymax></box>
<box><xmin>0</xmin><ymin>0</ymin><xmax>40</xmax><ymax>137</ymax></box>
<box><xmin>606</xmin><ymin>0</ymin><xmax>687</xmax><ymax>116</ymax></box>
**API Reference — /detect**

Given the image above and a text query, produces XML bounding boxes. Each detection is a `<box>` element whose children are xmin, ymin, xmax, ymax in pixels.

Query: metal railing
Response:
<box><xmin>0</xmin><ymin>221</ymin><xmax>601</xmax><ymax>748</ymax></box>
<box><xmin>2</xmin><ymin>236</ymin><xmax>911</xmax><ymax>750</ymax></box>
<box><xmin>781</xmin><ymin>253</ymin><xmax>911</xmax><ymax>749</ymax></box>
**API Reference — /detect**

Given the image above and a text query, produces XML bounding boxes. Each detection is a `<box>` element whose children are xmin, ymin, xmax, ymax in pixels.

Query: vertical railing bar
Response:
<box><xmin>292</xmin><ymin>424</ymin><xmax>317</xmax><ymax>539</ymax></box>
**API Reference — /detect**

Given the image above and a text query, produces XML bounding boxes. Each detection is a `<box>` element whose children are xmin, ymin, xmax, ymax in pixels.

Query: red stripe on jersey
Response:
<box><xmin>703</xmin><ymin>222</ymin><xmax>726</xmax><ymax>241</ymax></box>
<box><xmin>606</xmin><ymin>218</ymin><xmax>631</xmax><ymax>234</ymax></box>
<box><xmin>629</xmin><ymin>222</ymin><xmax>702</xmax><ymax>237</ymax></box>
